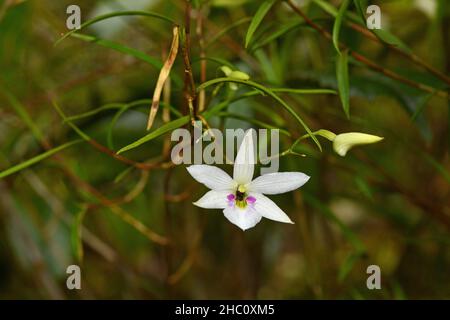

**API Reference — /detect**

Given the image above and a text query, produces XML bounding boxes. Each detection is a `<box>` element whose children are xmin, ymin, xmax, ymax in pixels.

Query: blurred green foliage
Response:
<box><xmin>0</xmin><ymin>0</ymin><xmax>449</xmax><ymax>299</ymax></box>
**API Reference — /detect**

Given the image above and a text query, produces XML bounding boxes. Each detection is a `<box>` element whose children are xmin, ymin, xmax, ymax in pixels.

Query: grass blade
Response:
<box><xmin>117</xmin><ymin>116</ymin><xmax>190</xmax><ymax>154</ymax></box>
<box><xmin>336</xmin><ymin>50</ymin><xmax>350</xmax><ymax>118</ymax></box>
<box><xmin>245</xmin><ymin>0</ymin><xmax>277</xmax><ymax>48</ymax></box>
<box><xmin>55</xmin><ymin>11</ymin><xmax>176</xmax><ymax>45</ymax></box>
<box><xmin>0</xmin><ymin>140</ymin><xmax>83</xmax><ymax>179</ymax></box>
<box><xmin>332</xmin><ymin>0</ymin><xmax>350</xmax><ymax>54</ymax></box>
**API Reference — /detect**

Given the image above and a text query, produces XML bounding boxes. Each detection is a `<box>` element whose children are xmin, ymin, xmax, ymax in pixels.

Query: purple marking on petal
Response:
<box><xmin>227</xmin><ymin>194</ymin><xmax>236</xmax><ymax>201</ymax></box>
<box><xmin>246</xmin><ymin>196</ymin><xmax>256</xmax><ymax>204</ymax></box>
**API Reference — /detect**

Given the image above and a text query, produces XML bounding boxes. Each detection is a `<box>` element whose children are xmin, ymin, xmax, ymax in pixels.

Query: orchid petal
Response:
<box><xmin>248</xmin><ymin>172</ymin><xmax>310</xmax><ymax>195</ymax></box>
<box><xmin>223</xmin><ymin>205</ymin><xmax>262</xmax><ymax>231</ymax></box>
<box><xmin>187</xmin><ymin>165</ymin><xmax>236</xmax><ymax>190</ymax></box>
<box><xmin>251</xmin><ymin>193</ymin><xmax>294</xmax><ymax>224</ymax></box>
<box><xmin>193</xmin><ymin>190</ymin><xmax>230</xmax><ymax>209</ymax></box>
<box><xmin>233</xmin><ymin>129</ymin><xmax>256</xmax><ymax>185</ymax></box>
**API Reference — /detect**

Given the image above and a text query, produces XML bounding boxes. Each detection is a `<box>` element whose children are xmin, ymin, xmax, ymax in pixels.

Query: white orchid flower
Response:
<box><xmin>187</xmin><ymin>130</ymin><xmax>310</xmax><ymax>231</ymax></box>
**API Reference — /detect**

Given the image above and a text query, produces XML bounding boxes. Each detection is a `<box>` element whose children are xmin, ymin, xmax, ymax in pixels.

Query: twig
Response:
<box><xmin>182</xmin><ymin>0</ymin><xmax>197</xmax><ymax>115</ymax></box>
<box><xmin>196</xmin><ymin>8</ymin><xmax>207</xmax><ymax>112</ymax></box>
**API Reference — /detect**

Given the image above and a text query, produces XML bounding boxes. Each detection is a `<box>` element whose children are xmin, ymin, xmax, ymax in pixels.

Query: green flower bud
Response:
<box><xmin>333</xmin><ymin>132</ymin><xmax>384</xmax><ymax>156</ymax></box>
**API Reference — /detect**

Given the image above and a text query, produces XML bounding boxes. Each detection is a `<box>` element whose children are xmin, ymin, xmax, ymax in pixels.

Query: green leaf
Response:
<box><xmin>304</xmin><ymin>193</ymin><xmax>366</xmax><ymax>253</ymax></box>
<box><xmin>0</xmin><ymin>140</ymin><xmax>83</xmax><ymax>179</ymax></box>
<box><xmin>72</xmin><ymin>33</ymin><xmax>162</xmax><ymax>68</ymax></box>
<box><xmin>424</xmin><ymin>154</ymin><xmax>450</xmax><ymax>184</ymax></box>
<box><xmin>250</xmin><ymin>19</ymin><xmax>304</xmax><ymax>51</ymax></box>
<box><xmin>313</xmin><ymin>0</ymin><xmax>339</xmax><ymax>17</ymax></box>
<box><xmin>332</xmin><ymin>0</ymin><xmax>351</xmax><ymax>54</ymax></box>
<box><xmin>245</xmin><ymin>0</ymin><xmax>277</xmax><ymax>48</ymax></box>
<box><xmin>1</xmin><ymin>88</ymin><xmax>45</xmax><ymax>142</ymax></box>
<box><xmin>336</xmin><ymin>50</ymin><xmax>350</xmax><ymax>118</ymax></box>
<box><xmin>71</xmin><ymin>205</ymin><xmax>88</xmax><ymax>263</ymax></box>
<box><xmin>65</xmin><ymin>102</ymin><xmax>127</xmax><ymax>122</ymax></box>
<box><xmin>372</xmin><ymin>29</ymin><xmax>412</xmax><ymax>54</ymax></box>
<box><xmin>198</xmin><ymin>77</ymin><xmax>322</xmax><ymax>151</ymax></box>
<box><xmin>70</xmin><ymin>34</ymin><xmax>183</xmax><ymax>87</ymax></box>
<box><xmin>206</xmin><ymin>17</ymin><xmax>252</xmax><ymax>48</ymax></box>
<box><xmin>217</xmin><ymin>112</ymin><xmax>291</xmax><ymax>136</ymax></box>
<box><xmin>55</xmin><ymin>11</ymin><xmax>175</xmax><ymax>45</ymax></box>
<box><xmin>117</xmin><ymin>116</ymin><xmax>190</xmax><ymax>154</ymax></box>
<box><xmin>353</xmin><ymin>0</ymin><xmax>368</xmax><ymax>21</ymax></box>
<box><xmin>338</xmin><ymin>251</ymin><xmax>365</xmax><ymax>282</ymax></box>
<box><xmin>52</xmin><ymin>101</ymin><xmax>91</xmax><ymax>141</ymax></box>
<box><xmin>192</xmin><ymin>56</ymin><xmax>235</xmax><ymax>69</ymax></box>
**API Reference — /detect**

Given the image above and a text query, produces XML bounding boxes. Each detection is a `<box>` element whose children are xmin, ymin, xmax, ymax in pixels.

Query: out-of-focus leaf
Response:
<box><xmin>55</xmin><ymin>11</ymin><xmax>175</xmax><ymax>45</ymax></box>
<box><xmin>192</xmin><ymin>56</ymin><xmax>235</xmax><ymax>69</ymax></box>
<box><xmin>354</xmin><ymin>176</ymin><xmax>374</xmax><ymax>200</ymax></box>
<box><xmin>424</xmin><ymin>154</ymin><xmax>450</xmax><ymax>184</ymax></box>
<box><xmin>336</xmin><ymin>50</ymin><xmax>350</xmax><ymax>118</ymax></box>
<box><xmin>250</xmin><ymin>19</ymin><xmax>305</xmax><ymax>51</ymax></box>
<box><xmin>212</xmin><ymin>0</ymin><xmax>251</xmax><ymax>7</ymax></box>
<box><xmin>245</xmin><ymin>0</ymin><xmax>277</xmax><ymax>48</ymax></box>
<box><xmin>0</xmin><ymin>140</ymin><xmax>83</xmax><ymax>179</ymax></box>
<box><xmin>217</xmin><ymin>112</ymin><xmax>291</xmax><ymax>136</ymax></box>
<box><xmin>332</xmin><ymin>0</ymin><xmax>350</xmax><ymax>54</ymax></box>
<box><xmin>411</xmin><ymin>92</ymin><xmax>435</xmax><ymax>121</ymax></box>
<box><xmin>71</xmin><ymin>33</ymin><xmax>162</xmax><ymax>68</ymax></box>
<box><xmin>372</xmin><ymin>29</ymin><xmax>412</xmax><ymax>54</ymax></box>
<box><xmin>71</xmin><ymin>205</ymin><xmax>88</xmax><ymax>263</ymax></box>
<box><xmin>338</xmin><ymin>251</ymin><xmax>365</xmax><ymax>282</ymax></box>
<box><xmin>206</xmin><ymin>17</ymin><xmax>251</xmax><ymax>48</ymax></box>
<box><xmin>304</xmin><ymin>193</ymin><xmax>366</xmax><ymax>253</ymax></box>
<box><xmin>1</xmin><ymin>88</ymin><xmax>44</xmax><ymax>142</ymax></box>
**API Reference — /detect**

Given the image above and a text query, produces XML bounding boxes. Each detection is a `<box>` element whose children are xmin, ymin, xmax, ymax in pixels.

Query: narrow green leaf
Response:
<box><xmin>72</xmin><ymin>33</ymin><xmax>162</xmax><ymax>68</ymax></box>
<box><xmin>336</xmin><ymin>50</ymin><xmax>350</xmax><ymax>118</ymax></box>
<box><xmin>353</xmin><ymin>0</ymin><xmax>368</xmax><ymax>21</ymax></box>
<box><xmin>55</xmin><ymin>11</ymin><xmax>175</xmax><ymax>45</ymax></box>
<box><xmin>71</xmin><ymin>205</ymin><xmax>88</xmax><ymax>263</ymax></box>
<box><xmin>206</xmin><ymin>17</ymin><xmax>252</xmax><ymax>48</ymax></box>
<box><xmin>217</xmin><ymin>112</ymin><xmax>291</xmax><ymax>136</ymax></box>
<box><xmin>424</xmin><ymin>154</ymin><xmax>450</xmax><ymax>184</ymax></box>
<box><xmin>70</xmin><ymin>34</ymin><xmax>183</xmax><ymax>87</ymax></box>
<box><xmin>313</xmin><ymin>0</ymin><xmax>339</xmax><ymax>16</ymax></box>
<box><xmin>304</xmin><ymin>193</ymin><xmax>366</xmax><ymax>253</ymax></box>
<box><xmin>65</xmin><ymin>102</ymin><xmax>127</xmax><ymax>122</ymax></box>
<box><xmin>338</xmin><ymin>252</ymin><xmax>365</xmax><ymax>282</ymax></box>
<box><xmin>52</xmin><ymin>101</ymin><xmax>91</xmax><ymax>141</ymax></box>
<box><xmin>332</xmin><ymin>0</ymin><xmax>351</xmax><ymax>54</ymax></box>
<box><xmin>245</xmin><ymin>0</ymin><xmax>277</xmax><ymax>48</ymax></box>
<box><xmin>117</xmin><ymin>116</ymin><xmax>190</xmax><ymax>154</ymax></box>
<box><xmin>198</xmin><ymin>77</ymin><xmax>322</xmax><ymax>151</ymax></box>
<box><xmin>0</xmin><ymin>140</ymin><xmax>83</xmax><ymax>179</ymax></box>
<box><xmin>250</xmin><ymin>20</ymin><xmax>304</xmax><ymax>51</ymax></box>
<box><xmin>372</xmin><ymin>29</ymin><xmax>412</xmax><ymax>54</ymax></box>
<box><xmin>1</xmin><ymin>89</ymin><xmax>45</xmax><ymax>142</ymax></box>
<box><xmin>191</xmin><ymin>56</ymin><xmax>235</xmax><ymax>69</ymax></box>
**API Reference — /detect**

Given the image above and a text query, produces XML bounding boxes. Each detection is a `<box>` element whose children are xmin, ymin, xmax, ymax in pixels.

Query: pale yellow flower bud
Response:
<box><xmin>333</xmin><ymin>132</ymin><xmax>384</xmax><ymax>156</ymax></box>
